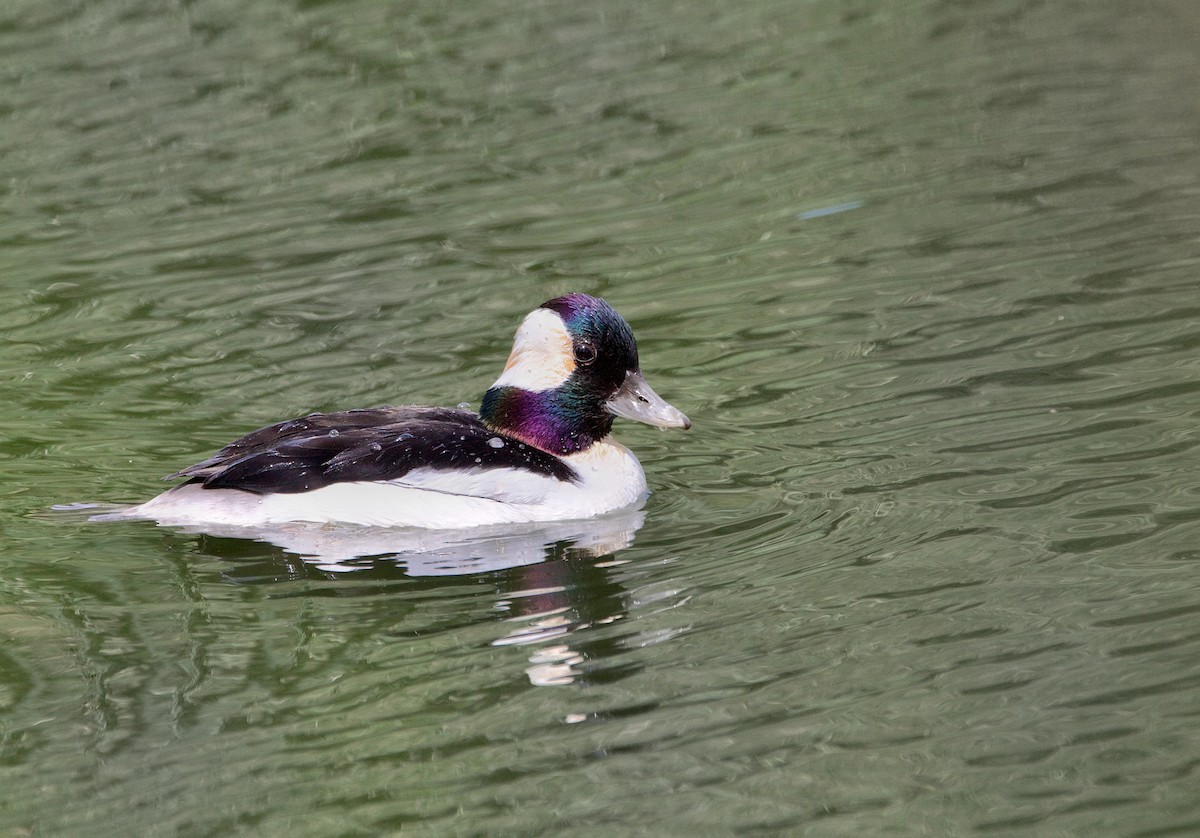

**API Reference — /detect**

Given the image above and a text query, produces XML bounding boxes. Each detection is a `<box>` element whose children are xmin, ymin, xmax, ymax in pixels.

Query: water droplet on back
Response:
<box><xmin>327</xmin><ymin>429</ymin><xmax>339</xmax><ymax>437</ymax></box>
<box><xmin>487</xmin><ymin>437</ymin><xmax>505</xmax><ymax>449</ymax></box>
<box><xmin>457</xmin><ymin>402</ymin><xmax>471</xmax><ymax>410</ymax></box>
<box><xmin>368</xmin><ymin>442</ymin><xmax>382</xmax><ymax>452</ymax></box>
<box><xmin>396</xmin><ymin>432</ymin><xmax>413</xmax><ymax>442</ymax></box>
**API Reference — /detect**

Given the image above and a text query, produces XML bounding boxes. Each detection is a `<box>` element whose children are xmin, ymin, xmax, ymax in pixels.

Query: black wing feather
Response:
<box><xmin>170</xmin><ymin>406</ymin><xmax>578</xmax><ymax>494</ymax></box>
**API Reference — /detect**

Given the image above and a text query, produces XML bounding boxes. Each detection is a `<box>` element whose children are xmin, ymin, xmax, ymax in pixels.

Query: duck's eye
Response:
<box><xmin>573</xmin><ymin>342</ymin><xmax>597</xmax><ymax>365</ymax></box>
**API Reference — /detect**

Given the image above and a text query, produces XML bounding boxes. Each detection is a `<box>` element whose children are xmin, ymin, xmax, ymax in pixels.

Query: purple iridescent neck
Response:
<box><xmin>480</xmin><ymin>385</ymin><xmax>614</xmax><ymax>455</ymax></box>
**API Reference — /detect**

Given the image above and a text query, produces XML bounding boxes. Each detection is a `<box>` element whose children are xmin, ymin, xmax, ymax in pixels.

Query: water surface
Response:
<box><xmin>3</xmin><ymin>0</ymin><xmax>1200</xmax><ymax>834</ymax></box>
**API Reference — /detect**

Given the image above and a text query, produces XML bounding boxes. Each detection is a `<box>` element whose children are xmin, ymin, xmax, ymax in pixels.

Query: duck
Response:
<box><xmin>107</xmin><ymin>293</ymin><xmax>690</xmax><ymax>530</ymax></box>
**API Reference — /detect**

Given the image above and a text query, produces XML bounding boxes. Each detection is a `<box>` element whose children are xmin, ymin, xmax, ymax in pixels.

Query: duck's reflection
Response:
<box><xmin>175</xmin><ymin>508</ymin><xmax>657</xmax><ymax>686</ymax></box>
<box><xmin>487</xmin><ymin>536</ymin><xmax>636</xmax><ymax>687</ymax></box>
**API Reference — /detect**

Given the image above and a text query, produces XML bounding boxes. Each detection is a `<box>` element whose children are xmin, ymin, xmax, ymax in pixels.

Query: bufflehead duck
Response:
<box><xmin>109</xmin><ymin>293</ymin><xmax>690</xmax><ymax>529</ymax></box>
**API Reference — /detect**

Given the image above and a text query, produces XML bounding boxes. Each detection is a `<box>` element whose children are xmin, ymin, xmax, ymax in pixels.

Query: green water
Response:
<box><xmin>3</xmin><ymin>1</ymin><xmax>1200</xmax><ymax>834</ymax></box>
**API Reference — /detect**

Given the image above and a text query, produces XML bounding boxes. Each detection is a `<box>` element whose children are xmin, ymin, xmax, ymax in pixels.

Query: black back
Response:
<box><xmin>171</xmin><ymin>406</ymin><xmax>579</xmax><ymax>494</ymax></box>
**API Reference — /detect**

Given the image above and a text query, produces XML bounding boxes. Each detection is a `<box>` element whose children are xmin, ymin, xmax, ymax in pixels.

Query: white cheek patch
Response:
<box><xmin>490</xmin><ymin>308</ymin><xmax>576</xmax><ymax>392</ymax></box>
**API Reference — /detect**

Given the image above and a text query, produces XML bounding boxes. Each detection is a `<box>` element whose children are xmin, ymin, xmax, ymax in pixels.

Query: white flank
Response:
<box><xmin>106</xmin><ymin>439</ymin><xmax>649</xmax><ymax>530</ymax></box>
<box><xmin>490</xmin><ymin>308</ymin><xmax>575</xmax><ymax>392</ymax></box>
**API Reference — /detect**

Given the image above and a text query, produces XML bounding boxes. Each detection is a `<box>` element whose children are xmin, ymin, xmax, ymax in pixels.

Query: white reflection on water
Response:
<box><xmin>78</xmin><ymin>504</ymin><xmax>656</xmax><ymax>687</ymax></box>
<box><xmin>79</xmin><ymin>504</ymin><xmax>645</xmax><ymax>574</ymax></box>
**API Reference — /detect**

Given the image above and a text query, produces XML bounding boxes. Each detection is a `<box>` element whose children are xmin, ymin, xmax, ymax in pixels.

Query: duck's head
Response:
<box><xmin>480</xmin><ymin>293</ymin><xmax>690</xmax><ymax>455</ymax></box>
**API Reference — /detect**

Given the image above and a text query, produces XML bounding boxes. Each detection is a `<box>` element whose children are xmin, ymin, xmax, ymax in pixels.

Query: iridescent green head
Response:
<box><xmin>480</xmin><ymin>294</ymin><xmax>689</xmax><ymax>454</ymax></box>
